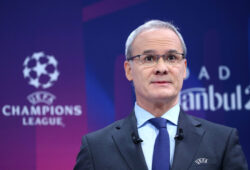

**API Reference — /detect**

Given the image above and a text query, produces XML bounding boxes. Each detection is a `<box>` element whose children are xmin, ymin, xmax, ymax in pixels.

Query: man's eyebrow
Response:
<box><xmin>142</xmin><ymin>49</ymin><xmax>180</xmax><ymax>54</ymax></box>
<box><xmin>142</xmin><ymin>50</ymin><xmax>156</xmax><ymax>54</ymax></box>
<box><xmin>167</xmin><ymin>49</ymin><xmax>178</xmax><ymax>53</ymax></box>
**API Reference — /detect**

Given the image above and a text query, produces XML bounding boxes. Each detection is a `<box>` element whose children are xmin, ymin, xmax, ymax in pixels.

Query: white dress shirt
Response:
<box><xmin>134</xmin><ymin>103</ymin><xmax>180</xmax><ymax>170</ymax></box>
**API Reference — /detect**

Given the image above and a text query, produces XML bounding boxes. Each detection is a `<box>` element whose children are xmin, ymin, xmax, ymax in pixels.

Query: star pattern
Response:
<box><xmin>23</xmin><ymin>52</ymin><xmax>60</xmax><ymax>89</ymax></box>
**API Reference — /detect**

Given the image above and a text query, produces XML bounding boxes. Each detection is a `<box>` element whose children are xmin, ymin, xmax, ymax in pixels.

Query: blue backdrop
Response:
<box><xmin>0</xmin><ymin>0</ymin><xmax>249</xmax><ymax>169</ymax></box>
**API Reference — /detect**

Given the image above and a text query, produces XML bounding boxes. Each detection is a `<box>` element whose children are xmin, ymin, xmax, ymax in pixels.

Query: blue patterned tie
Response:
<box><xmin>149</xmin><ymin>117</ymin><xmax>170</xmax><ymax>170</ymax></box>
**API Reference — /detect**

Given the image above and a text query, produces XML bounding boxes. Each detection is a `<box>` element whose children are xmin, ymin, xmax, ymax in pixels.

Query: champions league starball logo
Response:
<box><xmin>1</xmin><ymin>51</ymin><xmax>82</xmax><ymax>127</ymax></box>
<box><xmin>23</xmin><ymin>52</ymin><xmax>60</xmax><ymax>89</ymax></box>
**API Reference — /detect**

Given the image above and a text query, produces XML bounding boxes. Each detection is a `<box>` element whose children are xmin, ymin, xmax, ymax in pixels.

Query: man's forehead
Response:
<box><xmin>131</xmin><ymin>28</ymin><xmax>182</xmax><ymax>54</ymax></box>
<box><xmin>136</xmin><ymin>28</ymin><xmax>178</xmax><ymax>41</ymax></box>
<box><xmin>142</xmin><ymin>49</ymin><xmax>179</xmax><ymax>54</ymax></box>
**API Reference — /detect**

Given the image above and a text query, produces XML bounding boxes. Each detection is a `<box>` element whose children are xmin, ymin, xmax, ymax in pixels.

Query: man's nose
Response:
<box><xmin>154</xmin><ymin>57</ymin><xmax>168</xmax><ymax>75</ymax></box>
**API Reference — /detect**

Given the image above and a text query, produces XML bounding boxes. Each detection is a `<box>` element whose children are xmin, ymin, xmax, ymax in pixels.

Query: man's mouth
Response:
<box><xmin>151</xmin><ymin>81</ymin><xmax>171</xmax><ymax>84</ymax></box>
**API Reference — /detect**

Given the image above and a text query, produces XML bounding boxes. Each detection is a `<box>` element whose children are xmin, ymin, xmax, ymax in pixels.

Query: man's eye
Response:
<box><xmin>167</xmin><ymin>55</ymin><xmax>177</xmax><ymax>61</ymax></box>
<box><xmin>143</xmin><ymin>55</ymin><xmax>155</xmax><ymax>62</ymax></box>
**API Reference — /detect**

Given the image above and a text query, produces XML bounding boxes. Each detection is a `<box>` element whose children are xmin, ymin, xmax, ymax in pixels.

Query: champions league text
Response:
<box><xmin>2</xmin><ymin>105</ymin><xmax>82</xmax><ymax>126</ymax></box>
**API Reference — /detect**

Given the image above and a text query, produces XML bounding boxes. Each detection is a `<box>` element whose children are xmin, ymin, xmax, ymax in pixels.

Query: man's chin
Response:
<box><xmin>150</xmin><ymin>93</ymin><xmax>178</xmax><ymax>102</ymax></box>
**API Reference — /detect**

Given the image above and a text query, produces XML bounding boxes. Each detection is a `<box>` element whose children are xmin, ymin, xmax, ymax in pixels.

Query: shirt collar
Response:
<box><xmin>134</xmin><ymin>102</ymin><xmax>180</xmax><ymax>128</ymax></box>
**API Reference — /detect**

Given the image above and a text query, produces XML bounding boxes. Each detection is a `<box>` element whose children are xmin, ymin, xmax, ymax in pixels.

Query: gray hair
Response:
<box><xmin>125</xmin><ymin>20</ymin><xmax>187</xmax><ymax>59</ymax></box>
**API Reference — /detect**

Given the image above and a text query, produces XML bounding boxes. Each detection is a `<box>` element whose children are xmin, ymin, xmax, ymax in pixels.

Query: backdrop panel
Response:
<box><xmin>0</xmin><ymin>0</ymin><xmax>249</xmax><ymax>169</ymax></box>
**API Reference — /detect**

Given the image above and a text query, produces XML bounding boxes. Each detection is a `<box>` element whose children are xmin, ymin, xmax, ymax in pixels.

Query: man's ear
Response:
<box><xmin>183</xmin><ymin>59</ymin><xmax>187</xmax><ymax>79</ymax></box>
<box><xmin>124</xmin><ymin>61</ymin><xmax>133</xmax><ymax>81</ymax></box>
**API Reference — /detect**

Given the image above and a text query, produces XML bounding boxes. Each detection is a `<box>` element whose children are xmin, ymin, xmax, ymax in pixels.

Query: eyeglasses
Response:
<box><xmin>127</xmin><ymin>51</ymin><xmax>185</xmax><ymax>67</ymax></box>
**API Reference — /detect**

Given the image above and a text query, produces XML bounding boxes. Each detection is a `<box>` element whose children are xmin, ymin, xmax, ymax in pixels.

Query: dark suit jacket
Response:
<box><xmin>74</xmin><ymin>111</ymin><xmax>248</xmax><ymax>170</ymax></box>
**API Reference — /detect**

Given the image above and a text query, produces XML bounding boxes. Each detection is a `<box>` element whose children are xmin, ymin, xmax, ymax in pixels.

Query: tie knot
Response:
<box><xmin>149</xmin><ymin>117</ymin><xmax>167</xmax><ymax>129</ymax></box>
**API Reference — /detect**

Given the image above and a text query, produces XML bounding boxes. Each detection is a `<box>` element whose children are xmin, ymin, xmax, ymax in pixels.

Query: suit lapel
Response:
<box><xmin>171</xmin><ymin>110</ymin><xmax>205</xmax><ymax>170</ymax></box>
<box><xmin>112</xmin><ymin>113</ymin><xmax>148</xmax><ymax>170</ymax></box>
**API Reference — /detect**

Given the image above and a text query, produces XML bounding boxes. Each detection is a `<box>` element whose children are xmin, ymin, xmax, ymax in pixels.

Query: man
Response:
<box><xmin>74</xmin><ymin>20</ymin><xmax>248</xmax><ymax>170</ymax></box>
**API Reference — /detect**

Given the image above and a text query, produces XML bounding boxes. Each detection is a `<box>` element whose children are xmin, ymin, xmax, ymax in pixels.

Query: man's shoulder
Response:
<box><xmin>84</xmin><ymin>116</ymin><xmax>129</xmax><ymax>141</ymax></box>
<box><xmin>186</xmin><ymin>113</ymin><xmax>235</xmax><ymax>134</ymax></box>
<box><xmin>183</xmin><ymin>113</ymin><xmax>239</xmax><ymax>150</ymax></box>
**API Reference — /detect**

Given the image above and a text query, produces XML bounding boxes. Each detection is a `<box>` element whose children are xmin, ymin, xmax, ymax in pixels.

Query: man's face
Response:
<box><xmin>124</xmin><ymin>28</ymin><xmax>187</xmax><ymax>105</ymax></box>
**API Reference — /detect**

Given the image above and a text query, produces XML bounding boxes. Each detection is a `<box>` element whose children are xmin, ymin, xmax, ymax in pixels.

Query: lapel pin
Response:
<box><xmin>195</xmin><ymin>158</ymin><xmax>208</xmax><ymax>165</ymax></box>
